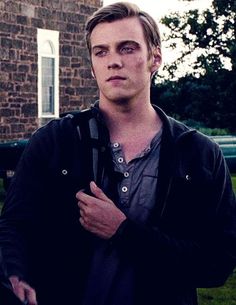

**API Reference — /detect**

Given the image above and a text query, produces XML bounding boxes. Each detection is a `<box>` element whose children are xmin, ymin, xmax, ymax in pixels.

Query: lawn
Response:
<box><xmin>197</xmin><ymin>174</ymin><xmax>236</xmax><ymax>305</ymax></box>
<box><xmin>198</xmin><ymin>270</ymin><xmax>236</xmax><ymax>305</ymax></box>
<box><xmin>232</xmin><ymin>174</ymin><xmax>236</xmax><ymax>193</ymax></box>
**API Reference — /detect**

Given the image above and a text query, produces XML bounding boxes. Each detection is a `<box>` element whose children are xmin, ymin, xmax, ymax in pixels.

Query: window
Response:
<box><xmin>37</xmin><ymin>29</ymin><xmax>59</xmax><ymax>121</ymax></box>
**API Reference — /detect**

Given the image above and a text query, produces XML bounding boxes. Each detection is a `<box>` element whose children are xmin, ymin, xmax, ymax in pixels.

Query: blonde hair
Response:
<box><xmin>85</xmin><ymin>2</ymin><xmax>161</xmax><ymax>57</ymax></box>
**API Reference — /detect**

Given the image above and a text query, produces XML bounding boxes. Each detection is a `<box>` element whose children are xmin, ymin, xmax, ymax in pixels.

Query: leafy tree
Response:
<box><xmin>151</xmin><ymin>68</ymin><xmax>236</xmax><ymax>132</ymax></box>
<box><xmin>152</xmin><ymin>0</ymin><xmax>236</xmax><ymax>133</ymax></box>
<box><xmin>160</xmin><ymin>0</ymin><xmax>236</xmax><ymax>79</ymax></box>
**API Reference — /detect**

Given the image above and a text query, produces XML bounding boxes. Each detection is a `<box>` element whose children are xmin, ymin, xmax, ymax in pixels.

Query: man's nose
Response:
<box><xmin>107</xmin><ymin>53</ymin><xmax>123</xmax><ymax>69</ymax></box>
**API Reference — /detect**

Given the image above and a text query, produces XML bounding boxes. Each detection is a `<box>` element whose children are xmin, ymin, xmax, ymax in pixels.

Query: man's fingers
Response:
<box><xmin>76</xmin><ymin>182</ymin><xmax>113</xmax><ymax>205</ymax></box>
<box><xmin>90</xmin><ymin>181</ymin><xmax>113</xmax><ymax>203</ymax></box>
<box><xmin>9</xmin><ymin>276</ymin><xmax>37</xmax><ymax>305</ymax></box>
<box><xmin>13</xmin><ymin>284</ymin><xmax>25</xmax><ymax>303</ymax></box>
<box><xmin>17</xmin><ymin>282</ymin><xmax>37</xmax><ymax>305</ymax></box>
<box><xmin>9</xmin><ymin>276</ymin><xmax>25</xmax><ymax>302</ymax></box>
<box><xmin>25</xmin><ymin>284</ymin><xmax>38</xmax><ymax>305</ymax></box>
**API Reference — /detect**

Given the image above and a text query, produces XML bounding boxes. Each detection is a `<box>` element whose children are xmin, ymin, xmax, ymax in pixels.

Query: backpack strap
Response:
<box><xmin>69</xmin><ymin>108</ymin><xmax>109</xmax><ymax>188</ymax></box>
<box><xmin>75</xmin><ymin>110</ymin><xmax>100</xmax><ymax>184</ymax></box>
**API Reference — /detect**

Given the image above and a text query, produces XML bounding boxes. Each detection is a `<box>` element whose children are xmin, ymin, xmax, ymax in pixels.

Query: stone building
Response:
<box><xmin>0</xmin><ymin>0</ymin><xmax>101</xmax><ymax>141</ymax></box>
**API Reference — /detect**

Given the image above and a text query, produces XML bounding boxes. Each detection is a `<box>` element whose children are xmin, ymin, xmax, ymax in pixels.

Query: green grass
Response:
<box><xmin>232</xmin><ymin>174</ymin><xmax>236</xmax><ymax>193</ymax></box>
<box><xmin>198</xmin><ymin>174</ymin><xmax>236</xmax><ymax>304</ymax></box>
<box><xmin>198</xmin><ymin>270</ymin><xmax>236</xmax><ymax>305</ymax></box>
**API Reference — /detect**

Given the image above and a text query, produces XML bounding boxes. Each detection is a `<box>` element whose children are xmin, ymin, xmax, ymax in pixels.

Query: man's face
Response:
<box><xmin>90</xmin><ymin>17</ymin><xmax>161</xmax><ymax>104</ymax></box>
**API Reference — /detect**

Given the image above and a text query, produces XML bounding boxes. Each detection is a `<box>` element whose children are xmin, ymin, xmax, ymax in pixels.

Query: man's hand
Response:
<box><xmin>9</xmin><ymin>276</ymin><xmax>38</xmax><ymax>305</ymax></box>
<box><xmin>76</xmin><ymin>181</ymin><xmax>126</xmax><ymax>239</ymax></box>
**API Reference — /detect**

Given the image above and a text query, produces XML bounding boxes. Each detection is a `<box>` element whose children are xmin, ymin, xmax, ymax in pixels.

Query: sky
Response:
<box><xmin>103</xmin><ymin>0</ymin><xmax>213</xmax><ymax>21</ymax></box>
<box><xmin>103</xmin><ymin>0</ymin><xmax>214</xmax><ymax>78</ymax></box>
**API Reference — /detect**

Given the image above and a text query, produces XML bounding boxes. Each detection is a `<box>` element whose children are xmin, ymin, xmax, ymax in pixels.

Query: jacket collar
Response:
<box><xmin>90</xmin><ymin>101</ymin><xmax>196</xmax><ymax>144</ymax></box>
<box><xmin>152</xmin><ymin>104</ymin><xmax>196</xmax><ymax>145</ymax></box>
<box><xmin>150</xmin><ymin>105</ymin><xmax>196</xmax><ymax>222</ymax></box>
<box><xmin>89</xmin><ymin>101</ymin><xmax>197</xmax><ymax>221</ymax></box>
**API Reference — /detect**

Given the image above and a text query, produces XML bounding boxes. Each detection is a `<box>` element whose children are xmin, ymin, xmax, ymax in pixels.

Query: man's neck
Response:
<box><xmin>99</xmin><ymin>98</ymin><xmax>162</xmax><ymax>162</ymax></box>
<box><xmin>100</xmin><ymin>97</ymin><xmax>160</xmax><ymax>128</ymax></box>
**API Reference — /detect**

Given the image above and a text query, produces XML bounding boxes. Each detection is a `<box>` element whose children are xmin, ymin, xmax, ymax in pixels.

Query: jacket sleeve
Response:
<box><xmin>0</xmin><ymin>123</ymin><xmax>57</xmax><ymax>281</ymax></box>
<box><xmin>112</xmin><ymin>144</ymin><xmax>236</xmax><ymax>288</ymax></box>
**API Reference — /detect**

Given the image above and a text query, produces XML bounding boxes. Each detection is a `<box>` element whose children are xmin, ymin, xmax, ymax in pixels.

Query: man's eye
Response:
<box><xmin>95</xmin><ymin>50</ymin><xmax>107</xmax><ymax>57</ymax></box>
<box><xmin>121</xmin><ymin>47</ymin><xmax>134</xmax><ymax>54</ymax></box>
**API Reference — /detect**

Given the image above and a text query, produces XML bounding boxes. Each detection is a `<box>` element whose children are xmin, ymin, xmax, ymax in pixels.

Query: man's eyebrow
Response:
<box><xmin>92</xmin><ymin>44</ymin><xmax>108</xmax><ymax>51</ymax></box>
<box><xmin>118</xmin><ymin>40</ymin><xmax>140</xmax><ymax>47</ymax></box>
<box><xmin>92</xmin><ymin>40</ymin><xmax>140</xmax><ymax>51</ymax></box>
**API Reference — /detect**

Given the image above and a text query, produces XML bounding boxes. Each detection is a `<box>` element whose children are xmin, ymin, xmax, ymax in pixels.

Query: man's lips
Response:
<box><xmin>106</xmin><ymin>76</ymin><xmax>126</xmax><ymax>81</ymax></box>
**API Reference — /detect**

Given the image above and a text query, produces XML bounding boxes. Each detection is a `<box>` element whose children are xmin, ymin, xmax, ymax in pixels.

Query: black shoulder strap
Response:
<box><xmin>75</xmin><ymin>110</ymin><xmax>99</xmax><ymax>184</ymax></box>
<box><xmin>69</xmin><ymin>109</ymin><xmax>108</xmax><ymax>187</ymax></box>
<box><xmin>67</xmin><ymin>108</ymin><xmax>118</xmax><ymax>200</ymax></box>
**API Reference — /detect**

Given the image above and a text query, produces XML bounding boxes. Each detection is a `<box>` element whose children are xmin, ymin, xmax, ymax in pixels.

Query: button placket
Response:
<box><xmin>124</xmin><ymin>171</ymin><xmax>129</xmax><ymax>178</ymax></box>
<box><xmin>113</xmin><ymin>142</ymin><xmax>119</xmax><ymax>148</ymax></box>
<box><xmin>62</xmin><ymin>169</ymin><xmax>68</xmax><ymax>175</ymax></box>
<box><xmin>121</xmin><ymin>186</ymin><xmax>128</xmax><ymax>193</ymax></box>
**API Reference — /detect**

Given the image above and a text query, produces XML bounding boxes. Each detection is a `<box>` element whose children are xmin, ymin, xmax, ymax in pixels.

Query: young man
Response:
<box><xmin>0</xmin><ymin>2</ymin><xmax>236</xmax><ymax>305</ymax></box>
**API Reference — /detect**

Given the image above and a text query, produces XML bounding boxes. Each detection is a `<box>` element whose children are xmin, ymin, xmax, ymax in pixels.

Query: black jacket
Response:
<box><xmin>0</xmin><ymin>105</ymin><xmax>236</xmax><ymax>305</ymax></box>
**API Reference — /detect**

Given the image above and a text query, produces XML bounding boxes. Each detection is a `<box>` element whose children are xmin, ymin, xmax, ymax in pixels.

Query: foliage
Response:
<box><xmin>151</xmin><ymin>68</ymin><xmax>236</xmax><ymax>133</ymax></box>
<box><xmin>160</xmin><ymin>0</ymin><xmax>236</xmax><ymax>79</ymax></box>
<box><xmin>152</xmin><ymin>0</ymin><xmax>236</xmax><ymax>132</ymax></box>
<box><xmin>197</xmin><ymin>128</ymin><xmax>228</xmax><ymax>136</ymax></box>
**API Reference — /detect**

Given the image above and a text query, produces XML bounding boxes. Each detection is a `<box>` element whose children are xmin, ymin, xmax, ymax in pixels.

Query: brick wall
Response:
<box><xmin>0</xmin><ymin>0</ymin><xmax>101</xmax><ymax>141</ymax></box>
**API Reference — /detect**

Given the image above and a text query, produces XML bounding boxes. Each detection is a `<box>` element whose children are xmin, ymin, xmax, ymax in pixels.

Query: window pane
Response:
<box><xmin>42</xmin><ymin>40</ymin><xmax>54</xmax><ymax>55</ymax></box>
<box><xmin>42</xmin><ymin>57</ymin><xmax>55</xmax><ymax>115</ymax></box>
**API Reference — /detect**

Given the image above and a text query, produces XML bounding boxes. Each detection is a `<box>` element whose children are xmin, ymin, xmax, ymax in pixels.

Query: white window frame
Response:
<box><xmin>37</xmin><ymin>29</ymin><xmax>59</xmax><ymax>119</ymax></box>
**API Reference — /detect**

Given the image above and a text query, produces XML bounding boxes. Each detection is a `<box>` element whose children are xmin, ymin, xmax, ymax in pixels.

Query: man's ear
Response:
<box><xmin>150</xmin><ymin>47</ymin><xmax>162</xmax><ymax>73</ymax></box>
<box><xmin>91</xmin><ymin>67</ymin><xmax>96</xmax><ymax>79</ymax></box>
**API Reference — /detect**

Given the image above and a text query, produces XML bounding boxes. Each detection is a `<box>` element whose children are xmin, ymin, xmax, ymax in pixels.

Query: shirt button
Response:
<box><xmin>124</xmin><ymin>172</ymin><xmax>129</xmax><ymax>178</ymax></box>
<box><xmin>118</xmin><ymin>157</ymin><xmax>124</xmax><ymax>163</ymax></box>
<box><xmin>113</xmin><ymin>142</ymin><xmax>119</xmax><ymax>148</ymax></box>
<box><xmin>121</xmin><ymin>186</ymin><xmax>128</xmax><ymax>193</ymax></box>
<box><xmin>186</xmin><ymin>174</ymin><xmax>191</xmax><ymax>181</ymax></box>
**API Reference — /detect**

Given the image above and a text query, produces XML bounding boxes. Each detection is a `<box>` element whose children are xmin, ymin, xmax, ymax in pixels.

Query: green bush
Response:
<box><xmin>182</xmin><ymin>119</ymin><xmax>229</xmax><ymax>136</ymax></box>
<box><xmin>198</xmin><ymin>128</ymin><xmax>229</xmax><ymax>136</ymax></box>
<box><xmin>181</xmin><ymin>119</ymin><xmax>229</xmax><ymax>136</ymax></box>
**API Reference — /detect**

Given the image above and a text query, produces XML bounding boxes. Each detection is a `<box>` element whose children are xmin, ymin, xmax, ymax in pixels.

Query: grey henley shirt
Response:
<box><xmin>82</xmin><ymin>128</ymin><xmax>162</xmax><ymax>305</ymax></box>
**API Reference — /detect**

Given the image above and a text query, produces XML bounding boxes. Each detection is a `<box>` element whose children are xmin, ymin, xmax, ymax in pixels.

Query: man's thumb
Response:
<box><xmin>90</xmin><ymin>181</ymin><xmax>113</xmax><ymax>203</ymax></box>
